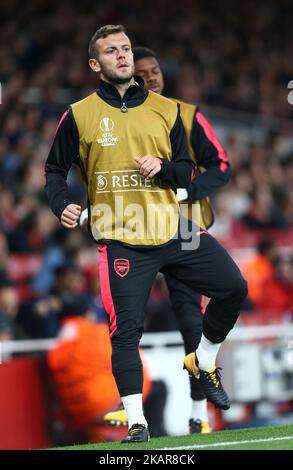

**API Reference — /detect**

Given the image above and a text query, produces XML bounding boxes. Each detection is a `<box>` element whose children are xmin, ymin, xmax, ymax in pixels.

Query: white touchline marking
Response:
<box><xmin>159</xmin><ymin>435</ymin><xmax>293</xmax><ymax>450</ymax></box>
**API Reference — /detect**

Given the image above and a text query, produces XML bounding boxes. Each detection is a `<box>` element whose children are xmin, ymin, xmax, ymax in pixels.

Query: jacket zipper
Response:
<box><xmin>121</xmin><ymin>101</ymin><xmax>128</xmax><ymax>113</ymax></box>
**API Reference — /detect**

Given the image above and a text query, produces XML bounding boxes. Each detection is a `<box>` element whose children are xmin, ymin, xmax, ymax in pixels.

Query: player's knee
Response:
<box><xmin>175</xmin><ymin>305</ymin><xmax>202</xmax><ymax>326</ymax></box>
<box><xmin>112</xmin><ymin>335</ymin><xmax>141</xmax><ymax>349</ymax></box>
<box><xmin>111</xmin><ymin>329</ymin><xmax>142</xmax><ymax>352</ymax></box>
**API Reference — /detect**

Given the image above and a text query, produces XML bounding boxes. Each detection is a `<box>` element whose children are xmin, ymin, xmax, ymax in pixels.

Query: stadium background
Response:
<box><xmin>0</xmin><ymin>0</ymin><xmax>293</xmax><ymax>449</ymax></box>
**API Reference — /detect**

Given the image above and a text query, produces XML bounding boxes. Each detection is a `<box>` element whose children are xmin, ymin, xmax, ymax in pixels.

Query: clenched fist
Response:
<box><xmin>135</xmin><ymin>155</ymin><xmax>162</xmax><ymax>179</ymax></box>
<box><xmin>61</xmin><ymin>204</ymin><xmax>81</xmax><ymax>228</ymax></box>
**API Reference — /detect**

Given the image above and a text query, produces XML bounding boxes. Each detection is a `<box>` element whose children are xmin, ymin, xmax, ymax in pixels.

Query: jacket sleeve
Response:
<box><xmin>186</xmin><ymin>109</ymin><xmax>231</xmax><ymax>200</ymax></box>
<box><xmin>157</xmin><ymin>105</ymin><xmax>196</xmax><ymax>189</ymax></box>
<box><xmin>44</xmin><ymin>108</ymin><xmax>80</xmax><ymax>219</ymax></box>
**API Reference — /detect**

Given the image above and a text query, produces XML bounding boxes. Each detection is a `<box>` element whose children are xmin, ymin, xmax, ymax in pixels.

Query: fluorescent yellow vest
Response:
<box><xmin>170</xmin><ymin>99</ymin><xmax>214</xmax><ymax>229</ymax></box>
<box><xmin>71</xmin><ymin>91</ymin><xmax>181</xmax><ymax>246</ymax></box>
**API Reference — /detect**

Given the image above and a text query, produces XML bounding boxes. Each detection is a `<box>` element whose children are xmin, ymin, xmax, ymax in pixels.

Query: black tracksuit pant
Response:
<box><xmin>98</xmin><ymin>231</ymin><xmax>247</xmax><ymax>397</ymax></box>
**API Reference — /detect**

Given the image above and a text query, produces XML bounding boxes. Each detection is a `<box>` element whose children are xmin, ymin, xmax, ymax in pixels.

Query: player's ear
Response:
<box><xmin>88</xmin><ymin>58</ymin><xmax>101</xmax><ymax>73</ymax></box>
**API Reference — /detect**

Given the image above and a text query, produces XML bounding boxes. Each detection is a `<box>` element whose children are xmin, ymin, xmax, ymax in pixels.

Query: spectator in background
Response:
<box><xmin>283</xmin><ymin>189</ymin><xmax>293</xmax><ymax>227</ymax></box>
<box><xmin>47</xmin><ymin>297</ymin><xmax>152</xmax><ymax>443</ymax></box>
<box><xmin>242</xmin><ymin>239</ymin><xmax>277</xmax><ymax>306</ymax></box>
<box><xmin>0</xmin><ymin>233</ymin><xmax>9</xmax><ymax>273</ymax></box>
<box><xmin>0</xmin><ymin>272</ymin><xmax>26</xmax><ymax>340</ymax></box>
<box><xmin>8</xmin><ymin>205</ymin><xmax>59</xmax><ymax>254</ymax></box>
<box><xmin>82</xmin><ymin>264</ymin><xmax>108</xmax><ymax>323</ymax></box>
<box><xmin>52</xmin><ymin>263</ymin><xmax>85</xmax><ymax>299</ymax></box>
<box><xmin>18</xmin><ymin>262</ymin><xmax>85</xmax><ymax>338</ymax></box>
<box><xmin>254</xmin><ymin>254</ymin><xmax>293</xmax><ymax>322</ymax></box>
<box><xmin>241</xmin><ymin>186</ymin><xmax>289</xmax><ymax>230</ymax></box>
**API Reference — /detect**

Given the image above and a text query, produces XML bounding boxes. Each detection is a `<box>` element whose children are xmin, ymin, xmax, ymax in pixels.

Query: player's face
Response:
<box><xmin>94</xmin><ymin>32</ymin><xmax>134</xmax><ymax>84</ymax></box>
<box><xmin>135</xmin><ymin>56</ymin><xmax>164</xmax><ymax>94</ymax></box>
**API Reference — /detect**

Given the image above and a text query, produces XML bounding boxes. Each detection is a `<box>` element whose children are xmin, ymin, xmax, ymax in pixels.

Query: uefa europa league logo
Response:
<box><xmin>100</xmin><ymin>117</ymin><xmax>114</xmax><ymax>132</ymax></box>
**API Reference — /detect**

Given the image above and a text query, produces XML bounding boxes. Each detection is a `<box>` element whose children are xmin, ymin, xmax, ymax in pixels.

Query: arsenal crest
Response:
<box><xmin>114</xmin><ymin>258</ymin><xmax>130</xmax><ymax>277</ymax></box>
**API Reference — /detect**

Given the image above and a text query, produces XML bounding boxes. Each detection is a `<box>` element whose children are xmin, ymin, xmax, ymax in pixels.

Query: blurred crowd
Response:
<box><xmin>1</xmin><ymin>0</ymin><xmax>293</xmax><ymax>116</ymax></box>
<box><xmin>0</xmin><ymin>0</ymin><xmax>293</xmax><ymax>342</ymax></box>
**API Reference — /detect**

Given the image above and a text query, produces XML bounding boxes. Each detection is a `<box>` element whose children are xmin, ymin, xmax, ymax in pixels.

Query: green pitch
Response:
<box><xmin>53</xmin><ymin>424</ymin><xmax>293</xmax><ymax>450</ymax></box>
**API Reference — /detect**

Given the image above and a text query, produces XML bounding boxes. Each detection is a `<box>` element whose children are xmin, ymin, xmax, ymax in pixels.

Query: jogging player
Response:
<box><xmin>45</xmin><ymin>25</ymin><xmax>247</xmax><ymax>443</ymax></box>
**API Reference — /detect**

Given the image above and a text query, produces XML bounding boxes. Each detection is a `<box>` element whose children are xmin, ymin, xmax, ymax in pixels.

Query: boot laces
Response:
<box><xmin>129</xmin><ymin>424</ymin><xmax>146</xmax><ymax>435</ymax></box>
<box><xmin>207</xmin><ymin>367</ymin><xmax>222</xmax><ymax>388</ymax></box>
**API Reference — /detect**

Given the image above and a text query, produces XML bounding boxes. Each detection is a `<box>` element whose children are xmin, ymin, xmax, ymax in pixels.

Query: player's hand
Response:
<box><xmin>135</xmin><ymin>155</ymin><xmax>162</xmax><ymax>178</ymax></box>
<box><xmin>61</xmin><ymin>204</ymin><xmax>81</xmax><ymax>228</ymax></box>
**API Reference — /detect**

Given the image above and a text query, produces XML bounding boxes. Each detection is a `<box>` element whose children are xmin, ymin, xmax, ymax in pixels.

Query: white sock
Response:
<box><xmin>196</xmin><ymin>334</ymin><xmax>221</xmax><ymax>370</ymax></box>
<box><xmin>191</xmin><ymin>398</ymin><xmax>208</xmax><ymax>422</ymax></box>
<box><xmin>121</xmin><ymin>393</ymin><xmax>148</xmax><ymax>429</ymax></box>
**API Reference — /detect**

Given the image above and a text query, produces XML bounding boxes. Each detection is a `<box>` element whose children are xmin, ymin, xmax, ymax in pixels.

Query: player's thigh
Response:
<box><xmin>164</xmin><ymin>233</ymin><xmax>244</xmax><ymax>298</ymax></box>
<box><xmin>99</xmin><ymin>243</ymin><xmax>159</xmax><ymax>336</ymax></box>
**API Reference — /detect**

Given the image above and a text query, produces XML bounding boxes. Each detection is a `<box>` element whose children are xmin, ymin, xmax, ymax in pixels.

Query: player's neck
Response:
<box><xmin>115</xmin><ymin>78</ymin><xmax>136</xmax><ymax>97</ymax></box>
<box><xmin>103</xmin><ymin>77</ymin><xmax>136</xmax><ymax>98</ymax></box>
